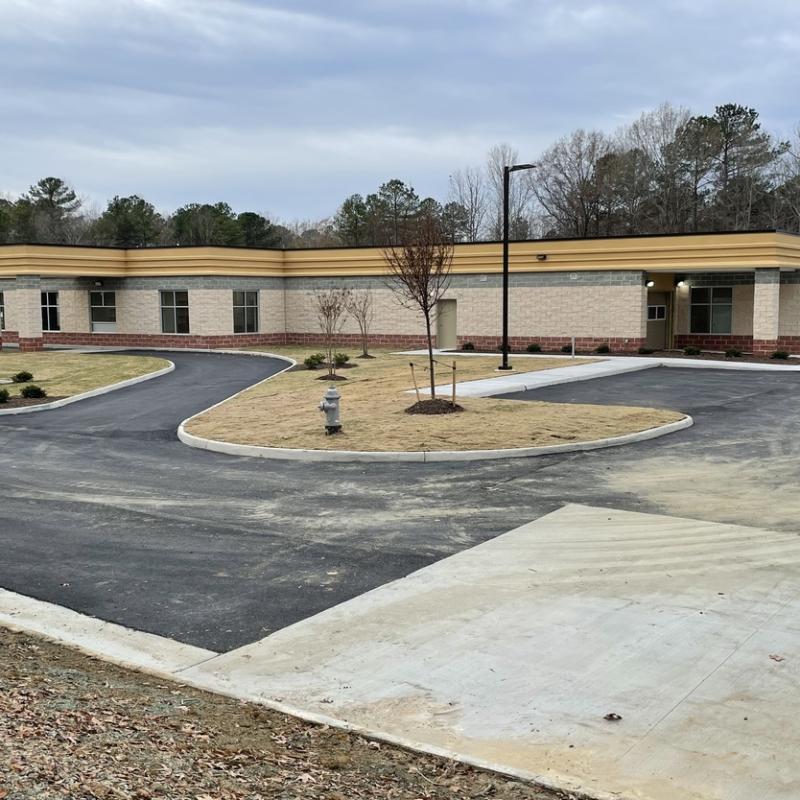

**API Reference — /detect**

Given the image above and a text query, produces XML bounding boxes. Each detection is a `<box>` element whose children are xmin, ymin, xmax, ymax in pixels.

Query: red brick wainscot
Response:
<box><xmin>42</xmin><ymin>332</ymin><xmax>288</xmax><ymax>349</ymax></box>
<box><xmin>674</xmin><ymin>335</ymin><xmax>755</xmax><ymax>352</ymax></box>
<box><xmin>456</xmin><ymin>336</ymin><xmax>647</xmax><ymax>354</ymax></box>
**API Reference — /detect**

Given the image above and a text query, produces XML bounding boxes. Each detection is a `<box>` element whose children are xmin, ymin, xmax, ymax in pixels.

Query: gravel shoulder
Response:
<box><xmin>0</xmin><ymin>629</ymin><xmax>566</xmax><ymax>800</ymax></box>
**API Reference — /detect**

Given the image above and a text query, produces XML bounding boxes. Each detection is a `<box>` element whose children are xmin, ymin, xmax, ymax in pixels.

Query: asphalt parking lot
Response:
<box><xmin>2</xmin><ymin>354</ymin><xmax>799</xmax><ymax>652</ymax></box>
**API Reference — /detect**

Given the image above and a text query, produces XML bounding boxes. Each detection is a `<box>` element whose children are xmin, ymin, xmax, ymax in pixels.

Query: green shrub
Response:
<box><xmin>561</xmin><ymin>344</ymin><xmax>573</xmax><ymax>353</ymax></box>
<box><xmin>0</xmin><ymin>388</ymin><xmax>8</xmax><ymax>404</ymax></box>
<box><xmin>771</xmin><ymin>350</ymin><xmax>790</xmax><ymax>360</ymax></box>
<box><xmin>304</xmin><ymin>353</ymin><xmax>325</xmax><ymax>370</ymax></box>
<box><xmin>12</xmin><ymin>370</ymin><xmax>33</xmax><ymax>383</ymax></box>
<box><xmin>20</xmin><ymin>385</ymin><xmax>47</xmax><ymax>399</ymax></box>
<box><xmin>638</xmin><ymin>346</ymin><xmax>654</xmax><ymax>355</ymax></box>
<box><xmin>333</xmin><ymin>352</ymin><xmax>350</xmax><ymax>368</ymax></box>
<box><xmin>725</xmin><ymin>348</ymin><xmax>742</xmax><ymax>358</ymax></box>
<box><xmin>684</xmin><ymin>346</ymin><xmax>701</xmax><ymax>356</ymax></box>
<box><xmin>461</xmin><ymin>342</ymin><xmax>475</xmax><ymax>351</ymax></box>
<box><xmin>526</xmin><ymin>343</ymin><xmax>541</xmax><ymax>353</ymax></box>
<box><xmin>595</xmin><ymin>344</ymin><xmax>611</xmax><ymax>354</ymax></box>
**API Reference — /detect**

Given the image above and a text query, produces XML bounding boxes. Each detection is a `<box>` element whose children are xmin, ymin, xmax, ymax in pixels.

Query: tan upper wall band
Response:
<box><xmin>0</xmin><ymin>233</ymin><xmax>798</xmax><ymax>279</ymax></box>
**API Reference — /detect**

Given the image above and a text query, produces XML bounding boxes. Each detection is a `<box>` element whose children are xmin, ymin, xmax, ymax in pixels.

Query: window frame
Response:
<box><xmin>647</xmin><ymin>304</ymin><xmax>666</xmax><ymax>321</ymax></box>
<box><xmin>0</xmin><ymin>291</ymin><xmax>4</xmax><ymax>331</ymax></box>
<box><xmin>232</xmin><ymin>290</ymin><xmax>259</xmax><ymax>334</ymax></box>
<box><xmin>160</xmin><ymin>290</ymin><xmax>190</xmax><ymax>335</ymax></box>
<box><xmin>690</xmin><ymin>286</ymin><xmax>733</xmax><ymax>334</ymax></box>
<box><xmin>41</xmin><ymin>291</ymin><xmax>60</xmax><ymax>332</ymax></box>
<box><xmin>90</xmin><ymin>290</ymin><xmax>117</xmax><ymax>331</ymax></box>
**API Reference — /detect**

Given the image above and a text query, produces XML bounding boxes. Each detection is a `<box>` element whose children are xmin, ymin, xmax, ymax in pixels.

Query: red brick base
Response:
<box><xmin>42</xmin><ymin>332</ymin><xmax>287</xmax><ymax>349</ymax></box>
<box><xmin>674</xmin><ymin>335</ymin><xmax>755</xmax><ymax>351</ymax></box>
<box><xmin>284</xmin><ymin>332</ymin><xmax>431</xmax><ymax>349</ymax></box>
<box><xmin>457</xmin><ymin>335</ymin><xmax>647</xmax><ymax>354</ymax></box>
<box><xmin>18</xmin><ymin>336</ymin><xmax>44</xmax><ymax>352</ymax></box>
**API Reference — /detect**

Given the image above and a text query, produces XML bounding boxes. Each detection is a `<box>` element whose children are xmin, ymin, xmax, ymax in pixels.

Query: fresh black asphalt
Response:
<box><xmin>2</xmin><ymin>353</ymin><xmax>799</xmax><ymax>652</ymax></box>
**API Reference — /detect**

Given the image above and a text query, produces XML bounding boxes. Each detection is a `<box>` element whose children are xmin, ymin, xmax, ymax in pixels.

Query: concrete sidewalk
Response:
<box><xmin>397</xmin><ymin>350</ymin><xmax>800</xmax><ymax>398</ymax></box>
<box><xmin>182</xmin><ymin>504</ymin><xmax>800</xmax><ymax>800</ymax></box>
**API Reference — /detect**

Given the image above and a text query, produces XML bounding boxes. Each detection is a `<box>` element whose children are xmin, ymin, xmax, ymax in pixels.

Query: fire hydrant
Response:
<box><xmin>319</xmin><ymin>385</ymin><xmax>342</xmax><ymax>435</ymax></box>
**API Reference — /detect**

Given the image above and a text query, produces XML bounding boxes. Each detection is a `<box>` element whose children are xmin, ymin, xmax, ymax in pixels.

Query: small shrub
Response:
<box><xmin>0</xmin><ymin>388</ymin><xmax>8</xmax><ymax>404</ymax></box>
<box><xmin>595</xmin><ymin>344</ymin><xmax>611</xmax><ymax>354</ymax></box>
<box><xmin>771</xmin><ymin>350</ymin><xmax>790</xmax><ymax>360</ymax></box>
<box><xmin>526</xmin><ymin>343</ymin><xmax>541</xmax><ymax>353</ymax></box>
<box><xmin>561</xmin><ymin>344</ymin><xmax>573</xmax><ymax>353</ymax></box>
<box><xmin>20</xmin><ymin>385</ymin><xmax>47</xmax><ymax>399</ymax></box>
<box><xmin>461</xmin><ymin>341</ymin><xmax>475</xmax><ymax>351</ymax></box>
<box><xmin>333</xmin><ymin>352</ymin><xmax>350</xmax><ymax>368</ymax></box>
<box><xmin>683</xmin><ymin>346</ymin><xmax>701</xmax><ymax>356</ymax></box>
<box><xmin>304</xmin><ymin>353</ymin><xmax>325</xmax><ymax>370</ymax></box>
<box><xmin>725</xmin><ymin>348</ymin><xmax>742</xmax><ymax>358</ymax></box>
<box><xmin>638</xmin><ymin>346</ymin><xmax>654</xmax><ymax>355</ymax></box>
<box><xmin>12</xmin><ymin>370</ymin><xmax>33</xmax><ymax>383</ymax></box>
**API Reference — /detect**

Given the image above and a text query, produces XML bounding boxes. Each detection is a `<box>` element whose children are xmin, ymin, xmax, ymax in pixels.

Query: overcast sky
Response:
<box><xmin>1</xmin><ymin>0</ymin><xmax>798</xmax><ymax>221</ymax></box>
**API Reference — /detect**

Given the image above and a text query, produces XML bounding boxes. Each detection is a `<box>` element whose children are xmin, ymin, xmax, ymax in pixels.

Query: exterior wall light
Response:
<box><xmin>676</xmin><ymin>280</ymin><xmax>686</xmax><ymax>288</ymax></box>
<box><xmin>536</xmin><ymin>254</ymin><xmax>547</xmax><ymax>261</ymax></box>
<box><xmin>646</xmin><ymin>280</ymin><xmax>655</xmax><ymax>288</ymax></box>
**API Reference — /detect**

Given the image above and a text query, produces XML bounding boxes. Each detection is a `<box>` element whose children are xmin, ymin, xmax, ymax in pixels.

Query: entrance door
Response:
<box><xmin>436</xmin><ymin>299</ymin><xmax>457</xmax><ymax>350</ymax></box>
<box><xmin>646</xmin><ymin>291</ymin><xmax>669</xmax><ymax>350</ymax></box>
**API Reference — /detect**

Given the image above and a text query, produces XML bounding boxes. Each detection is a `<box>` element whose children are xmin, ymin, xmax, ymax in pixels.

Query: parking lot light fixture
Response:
<box><xmin>500</xmin><ymin>163</ymin><xmax>537</xmax><ymax>371</ymax></box>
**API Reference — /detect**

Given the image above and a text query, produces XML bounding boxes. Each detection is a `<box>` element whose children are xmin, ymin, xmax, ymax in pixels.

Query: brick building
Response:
<box><xmin>1</xmin><ymin>230</ymin><xmax>799</xmax><ymax>355</ymax></box>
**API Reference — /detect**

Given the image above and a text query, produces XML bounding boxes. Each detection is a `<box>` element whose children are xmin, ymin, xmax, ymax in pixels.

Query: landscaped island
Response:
<box><xmin>185</xmin><ymin>348</ymin><xmax>684</xmax><ymax>452</ymax></box>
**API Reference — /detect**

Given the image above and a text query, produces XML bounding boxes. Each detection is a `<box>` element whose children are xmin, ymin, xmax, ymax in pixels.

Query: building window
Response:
<box><xmin>41</xmin><ymin>291</ymin><xmax>60</xmax><ymax>332</ymax></box>
<box><xmin>0</xmin><ymin>291</ymin><xmax>4</xmax><ymax>330</ymax></box>
<box><xmin>647</xmin><ymin>305</ymin><xmax>666</xmax><ymax>321</ymax></box>
<box><xmin>90</xmin><ymin>291</ymin><xmax>117</xmax><ymax>332</ymax></box>
<box><xmin>233</xmin><ymin>290</ymin><xmax>259</xmax><ymax>334</ymax></box>
<box><xmin>160</xmin><ymin>290</ymin><xmax>190</xmax><ymax>334</ymax></box>
<box><xmin>690</xmin><ymin>287</ymin><xmax>732</xmax><ymax>334</ymax></box>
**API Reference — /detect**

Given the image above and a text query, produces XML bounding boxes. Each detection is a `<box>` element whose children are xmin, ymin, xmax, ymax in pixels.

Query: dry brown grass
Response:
<box><xmin>186</xmin><ymin>347</ymin><xmax>683</xmax><ymax>452</ymax></box>
<box><xmin>0</xmin><ymin>351</ymin><xmax>170</xmax><ymax>397</ymax></box>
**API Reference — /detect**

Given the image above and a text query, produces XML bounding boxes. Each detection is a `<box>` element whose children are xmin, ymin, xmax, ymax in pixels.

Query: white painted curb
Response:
<box><xmin>0</xmin><ymin>360</ymin><xmax>175</xmax><ymax>416</ymax></box>
<box><xmin>180</xmin><ymin>414</ymin><xmax>693</xmax><ymax>463</ymax></box>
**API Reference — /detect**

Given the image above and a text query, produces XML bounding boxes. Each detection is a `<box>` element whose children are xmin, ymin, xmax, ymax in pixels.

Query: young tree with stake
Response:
<box><xmin>384</xmin><ymin>213</ymin><xmax>454</xmax><ymax>409</ymax></box>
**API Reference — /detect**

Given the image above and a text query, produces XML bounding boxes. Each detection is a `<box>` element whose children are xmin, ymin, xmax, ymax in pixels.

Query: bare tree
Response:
<box><xmin>448</xmin><ymin>166</ymin><xmax>486</xmax><ymax>241</ymax></box>
<box><xmin>347</xmin><ymin>289</ymin><xmax>375</xmax><ymax>358</ymax></box>
<box><xmin>384</xmin><ymin>214</ymin><xmax>453</xmax><ymax>406</ymax></box>
<box><xmin>314</xmin><ymin>287</ymin><xmax>352</xmax><ymax>377</ymax></box>
<box><xmin>486</xmin><ymin>143</ymin><xmax>535</xmax><ymax>239</ymax></box>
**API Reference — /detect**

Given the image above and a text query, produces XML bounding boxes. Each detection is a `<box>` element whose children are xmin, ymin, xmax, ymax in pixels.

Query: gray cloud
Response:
<box><xmin>1</xmin><ymin>0</ymin><xmax>798</xmax><ymax>219</ymax></box>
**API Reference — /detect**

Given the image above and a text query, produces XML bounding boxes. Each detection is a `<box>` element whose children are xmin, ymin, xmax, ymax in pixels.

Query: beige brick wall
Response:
<box><xmin>58</xmin><ymin>289</ymin><xmax>90</xmax><ymax>332</ymax></box>
<box><xmin>2</xmin><ymin>289</ymin><xmax>20</xmax><ymax>332</ymax></box>
<box><xmin>260</xmin><ymin>289</ymin><xmax>286</xmax><ymax>335</ymax></box>
<box><xmin>117</xmin><ymin>290</ymin><xmax>162</xmax><ymax>334</ymax></box>
<box><xmin>753</xmin><ymin>277</ymin><xmax>780</xmax><ymax>341</ymax></box>
<box><xmin>15</xmin><ymin>288</ymin><xmax>42</xmax><ymax>338</ymax></box>
<box><xmin>286</xmin><ymin>284</ymin><xmax>647</xmax><ymax>340</ymax></box>
<box><xmin>189</xmin><ymin>289</ymin><xmax>231</xmax><ymax>336</ymax></box>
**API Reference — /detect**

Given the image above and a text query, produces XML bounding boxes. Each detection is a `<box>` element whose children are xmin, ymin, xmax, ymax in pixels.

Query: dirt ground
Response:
<box><xmin>186</xmin><ymin>347</ymin><xmax>682</xmax><ymax>451</ymax></box>
<box><xmin>0</xmin><ymin>629</ymin><xmax>570</xmax><ymax>800</ymax></box>
<box><xmin>0</xmin><ymin>352</ymin><xmax>169</xmax><ymax>398</ymax></box>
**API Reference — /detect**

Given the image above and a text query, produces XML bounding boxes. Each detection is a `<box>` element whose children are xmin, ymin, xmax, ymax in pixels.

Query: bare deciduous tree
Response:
<box><xmin>313</xmin><ymin>287</ymin><xmax>352</xmax><ymax>377</ymax></box>
<box><xmin>448</xmin><ymin>166</ymin><xmax>486</xmax><ymax>242</ymax></box>
<box><xmin>384</xmin><ymin>214</ymin><xmax>453</xmax><ymax>404</ymax></box>
<box><xmin>486</xmin><ymin>143</ymin><xmax>535</xmax><ymax>239</ymax></box>
<box><xmin>347</xmin><ymin>289</ymin><xmax>375</xmax><ymax>358</ymax></box>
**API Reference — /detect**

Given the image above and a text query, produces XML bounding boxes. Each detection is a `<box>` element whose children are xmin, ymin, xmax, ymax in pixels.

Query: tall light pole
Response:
<box><xmin>499</xmin><ymin>163</ymin><xmax>537</xmax><ymax>370</ymax></box>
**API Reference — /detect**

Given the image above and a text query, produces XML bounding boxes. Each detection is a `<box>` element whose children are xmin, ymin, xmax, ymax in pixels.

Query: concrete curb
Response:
<box><xmin>179</xmin><ymin>413</ymin><xmax>693</xmax><ymax>463</ymax></box>
<box><xmin>0</xmin><ymin>361</ymin><xmax>175</xmax><ymax>416</ymax></box>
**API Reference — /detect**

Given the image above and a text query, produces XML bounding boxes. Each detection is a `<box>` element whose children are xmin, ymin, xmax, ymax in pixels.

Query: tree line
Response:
<box><xmin>2</xmin><ymin>102</ymin><xmax>799</xmax><ymax>250</ymax></box>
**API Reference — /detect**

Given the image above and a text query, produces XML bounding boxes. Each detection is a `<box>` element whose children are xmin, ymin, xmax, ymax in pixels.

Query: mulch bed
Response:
<box><xmin>451</xmin><ymin>349</ymin><xmax>797</xmax><ymax>365</ymax></box>
<box><xmin>405</xmin><ymin>398</ymin><xmax>464</xmax><ymax>415</ymax></box>
<box><xmin>0</xmin><ymin>629</ymin><xmax>566</xmax><ymax>800</ymax></box>
<box><xmin>0</xmin><ymin>395</ymin><xmax>62</xmax><ymax>409</ymax></box>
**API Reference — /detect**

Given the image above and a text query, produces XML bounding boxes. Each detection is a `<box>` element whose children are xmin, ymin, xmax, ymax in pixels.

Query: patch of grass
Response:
<box><xmin>186</xmin><ymin>347</ymin><xmax>681</xmax><ymax>452</ymax></box>
<box><xmin>0</xmin><ymin>352</ymin><xmax>169</xmax><ymax>397</ymax></box>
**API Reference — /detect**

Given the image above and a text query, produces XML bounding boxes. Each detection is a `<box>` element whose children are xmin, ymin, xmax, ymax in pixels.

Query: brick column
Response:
<box><xmin>752</xmin><ymin>268</ymin><xmax>780</xmax><ymax>355</ymax></box>
<box><xmin>15</xmin><ymin>275</ymin><xmax>43</xmax><ymax>352</ymax></box>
